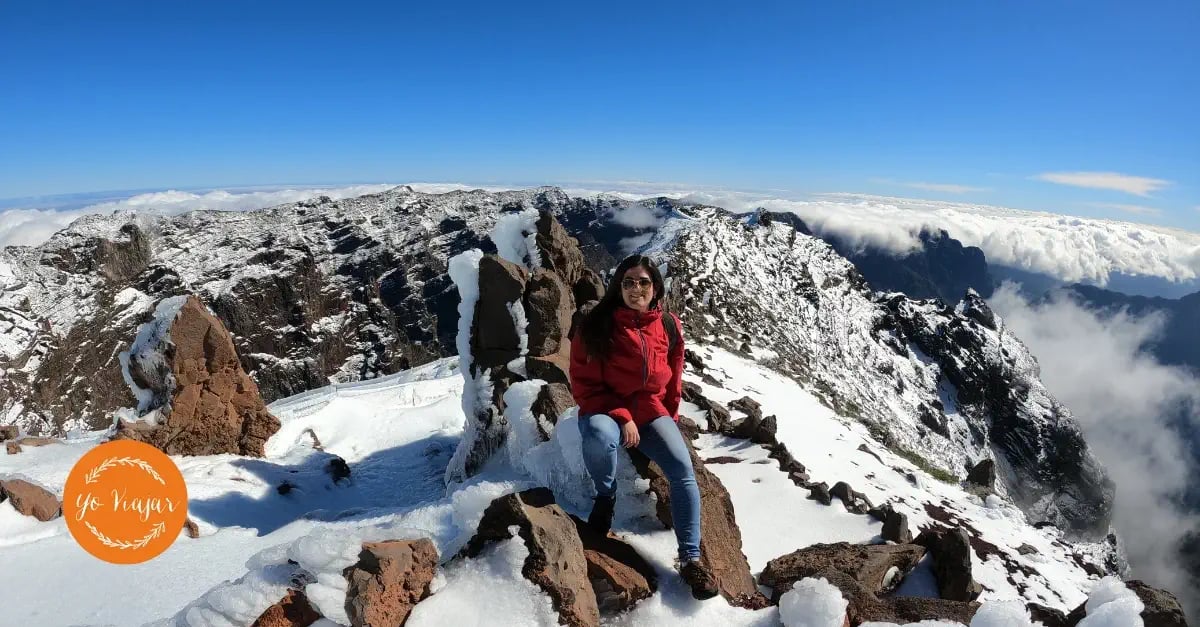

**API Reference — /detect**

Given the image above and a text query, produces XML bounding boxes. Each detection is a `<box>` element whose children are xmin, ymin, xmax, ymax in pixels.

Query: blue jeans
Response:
<box><xmin>578</xmin><ymin>413</ymin><xmax>702</xmax><ymax>562</ymax></box>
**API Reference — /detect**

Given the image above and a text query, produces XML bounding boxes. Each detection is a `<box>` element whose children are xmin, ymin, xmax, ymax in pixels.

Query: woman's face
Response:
<box><xmin>620</xmin><ymin>265</ymin><xmax>655</xmax><ymax>312</ymax></box>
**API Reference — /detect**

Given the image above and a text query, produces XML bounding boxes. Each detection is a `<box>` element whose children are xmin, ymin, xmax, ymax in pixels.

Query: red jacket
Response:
<box><xmin>569</xmin><ymin>305</ymin><xmax>684</xmax><ymax>426</ymax></box>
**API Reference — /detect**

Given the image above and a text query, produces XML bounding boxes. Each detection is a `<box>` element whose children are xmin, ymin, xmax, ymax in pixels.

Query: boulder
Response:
<box><xmin>808</xmin><ymin>482</ymin><xmax>833</xmax><ymax>506</ymax></box>
<box><xmin>966</xmin><ymin>459</ymin><xmax>996</xmax><ymax>490</ymax></box>
<box><xmin>629</xmin><ymin>444</ymin><xmax>770</xmax><ymax>609</ymax></box>
<box><xmin>1027</xmin><ymin>603</ymin><xmax>1069</xmax><ymax>627</ymax></box>
<box><xmin>535</xmin><ymin>211</ymin><xmax>586</xmax><ymax>289</ymax></box>
<box><xmin>916</xmin><ymin>527</ymin><xmax>983</xmax><ymax>602</ymax></box>
<box><xmin>531</xmin><ymin>382</ymin><xmax>577</xmax><ymax>440</ymax></box>
<box><xmin>251</xmin><ymin>589</ymin><xmax>322</xmax><ymax>627</ymax></box>
<box><xmin>343</xmin><ymin>538</ymin><xmax>439</xmax><ymax>627</ymax></box>
<box><xmin>527</xmin><ymin>353</ymin><xmax>570</xmax><ymax>386</ymax></box>
<box><xmin>707</xmin><ymin>403</ymin><xmax>732</xmax><ymax>434</ymax></box>
<box><xmin>183</xmin><ymin>518</ymin><xmax>200</xmax><ymax>539</ymax></box>
<box><xmin>5</xmin><ymin>442</ymin><xmax>20</xmax><ymax>455</ymax></box>
<box><xmin>112</xmin><ymin>295</ymin><xmax>281</xmax><ymax>457</ymax></box>
<box><xmin>759</xmin><ymin>542</ymin><xmax>926</xmax><ymax>602</ymax></box>
<box><xmin>462</xmin><ymin>488</ymin><xmax>599</xmax><ymax>627</ymax></box>
<box><xmin>524</xmin><ymin>269</ymin><xmax>574</xmax><ymax>358</ymax></box>
<box><xmin>471</xmin><ymin>256</ymin><xmax>528</xmax><ymax>370</ymax></box>
<box><xmin>0</xmin><ymin>478</ymin><xmax>62</xmax><ymax>521</ymax></box>
<box><xmin>882</xmin><ymin>511</ymin><xmax>912</xmax><ymax>544</ymax></box>
<box><xmin>0</xmin><ymin>425</ymin><xmax>17</xmax><ymax>441</ymax></box>
<box><xmin>1127</xmin><ymin>580</ymin><xmax>1189</xmax><ymax>627</ymax></box>
<box><xmin>570</xmin><ymin>515</ymin><xmax>656</xmax><ymax>615</ymax></box>
<box><xmin>572</xmin><ymin>271</ymin><xmax>605</xmax><ymax>308</ymax></box>
<box><xmin>830</xmin><ymin>481</ymin><xmax>873</xmax><ymax>515</ymax></box>
<box><xmin>794</xmin><ymin>568</ymin><xmax>979</xmax><ymax>626</ymax></box>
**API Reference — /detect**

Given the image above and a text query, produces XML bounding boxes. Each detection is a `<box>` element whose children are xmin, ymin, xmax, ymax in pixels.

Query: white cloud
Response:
<box><xmin>608</xmin><ymin>204</ymin><xmax>664</xmax><ymax>229</ymax></box>
<box><xmin>0</xmin><ymin>184</ymin><xmax>403</xmax><ymax>249</ymax></box>
<box><xmin>670</xmin><ymin>192</ymin><xmax>1200</xmax><ymax>285</ymax></box>
<box><xmin>902</xmin><ymin>182</ymin><xmax>989</xmax><ymax>194</ymax></box>
<box><xmin>989</xmin><ymin>284</ymin><xmax>1200</xmax><ymax>617</ymax></box>
<box><xmin>1034</xmin><ymin>171</ymin><xmax>1171</xmax><ymax>197</ymax></box>
<box><xmin>1091</xmin><ymin>203</ymin><xmax>1163</xmax><ymax>216</ymax></box>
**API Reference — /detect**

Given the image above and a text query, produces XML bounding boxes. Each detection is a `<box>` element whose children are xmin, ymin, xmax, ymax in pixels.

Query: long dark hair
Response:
<box><xmin>578</xmin><ymin>255</ymin><xmax>666</xmax><ymax>360</ymax></box>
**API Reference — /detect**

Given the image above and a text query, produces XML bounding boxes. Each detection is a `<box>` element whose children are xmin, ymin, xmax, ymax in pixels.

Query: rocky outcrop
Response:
<box><xmin>531</xmin><ymin>383</ymin><xmax>577</xmax><ymax>440</ymax></box>
<box><xmin>343</xmin><ymin>538</ymin><xmax>439</xmax><ymax>627</ymax></box>
<box><xmin>251</xmin><ymin>589</ymin><xmax>322</xmax><ymax>627</ymax></box>
<box><xmin>111</xmin><ymin>295</ymin><xmax>281</xmax><ymax>457</ymax></box>
<box><xmin>916</xmin><ymin>527</ymin><xmax>983</xmax><ymax>602</ymax></box>
<box><xmin>882</xmin><ymin>510</ymin><xmax>913</xmax><ymax>544</ymax></box>
<box><xmin>447</xmin><ymin>211</ymin><xmax>596</xmax><ymax>484</ymax></box>
<box><xmin>0</xmin><ymin>478</ymin><xmax>62</xmax><ymax>521</ymax></box>
<box><xmin>0</xmin><ymin>425</ymin><xmax>17</xmax><ymax>441</ymax></box>
<box><xmin>462</xmin><ymin>488</ymin><xmax>599</xmax><ymax>627</ymax></box>
<box><xmin>759</xmin><ymin>542</ymin><xmax>926</xmax><ymax>603</ymax></box>
<box><xmin>884</xmin><ymin>291</ymin><xmax>1114</xmax><ymax>537</ymax></box>
<box><xmin>629</xmin><ymin>444</ymin><xmax>770</xmax><ymax>609</ymax></box>
<box><xmin>1126</xmin><ymin>580</ymin><xmax>1190</xmax><ymax>627</ymax></box>
<box><xmin>571</xmin><ymin>515</ymin><xmax>657</xmax><ymax>615</ymax></box>
<box><xmin>966</xmin><ymin>459</ymin><xmax>996</xmax><ymax>490</ymax></box>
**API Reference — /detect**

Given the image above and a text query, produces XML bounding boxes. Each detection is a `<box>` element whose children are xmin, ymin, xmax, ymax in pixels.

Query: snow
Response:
<box><xmin>406</xmin><ymin>536</ymin><xmax>560</xmax><ymax>627</ymax></box>
<box><xmin>118</xmin><ymin>295</ymin><xmax>190</xmax><ymax>416</ymax></box>
<box><xmin>490</xmin><ymin>207</ymin><xmax>542</xmax><ymax>269</ymax></box>
<box><xmin>779</xmin><ymin>577</ymin><xmax>848</xmax><ymax>627</ymax></box>
<box><xmin>1078</xmin><ymin>577</ymin><xmax>1144</xmax><ymax>627</ymax></box>
<box><xmin>0</xmin><ymin>341</ymin><xmax>1122</xmax><ymax>626</ymax></box>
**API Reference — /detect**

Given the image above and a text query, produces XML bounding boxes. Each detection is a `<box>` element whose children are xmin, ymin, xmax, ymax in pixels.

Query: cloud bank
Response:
<box><xmin>1034</xmin><ymin>171</ymin><xmax>1171</xmax><ymax>197</ymax></box>
<box><xmin>658</xmin><ymin>192</ymin><xmax>1200</xmax><ymax>286</ymax></box>
<box><xmin>989</xmin><ymin>284</ymin><xmax>1200</xmax><ymax>617</ymax></box>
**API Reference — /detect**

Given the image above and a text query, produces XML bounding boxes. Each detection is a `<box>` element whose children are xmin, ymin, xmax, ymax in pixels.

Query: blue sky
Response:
<box><xmin>2</xmin><ymin>1</ymin><xmax>1197</xmax><ymax>230</ymax></box>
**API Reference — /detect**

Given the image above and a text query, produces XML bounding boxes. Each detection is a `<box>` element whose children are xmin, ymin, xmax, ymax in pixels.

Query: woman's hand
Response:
<box><xmin>621</xmin><ymin>421</ymin><xmax>640</xmax><ymax>448</ymax></box>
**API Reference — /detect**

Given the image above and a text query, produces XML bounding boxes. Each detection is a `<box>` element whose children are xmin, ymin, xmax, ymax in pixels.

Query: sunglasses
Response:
<box><xmin>622</xmin><ymin>278</ymin><xmax>653</xmax><ymax>290</ymax></box>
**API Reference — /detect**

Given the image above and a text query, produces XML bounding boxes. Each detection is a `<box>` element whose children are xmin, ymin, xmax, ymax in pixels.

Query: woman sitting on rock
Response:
<box><xmin>569</xmin><ymin>254</ymin><xmax>719</xmax><ymax>600</ymax></box>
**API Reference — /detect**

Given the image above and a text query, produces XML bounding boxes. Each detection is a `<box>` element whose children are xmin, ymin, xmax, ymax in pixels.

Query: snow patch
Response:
<box><xmin>779</xmin><ymin>577</ymin><xmax>848</xmax><ymax>627</ymax></box>
<box><xmin>118</xmin><ymin>295</ymin><xmax>189</xmax><ymax>417</ymax></box>
<box><xmin>490</xmin><ymin>208</ymin><xmax>542</xmax><ymax>269</ymax></box>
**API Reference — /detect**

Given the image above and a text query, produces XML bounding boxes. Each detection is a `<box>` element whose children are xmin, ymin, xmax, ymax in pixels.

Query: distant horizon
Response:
<box><xmin>3</xmin><ymin>180</ymin><xmax>1199</xmax><ymax>301</ymax></box>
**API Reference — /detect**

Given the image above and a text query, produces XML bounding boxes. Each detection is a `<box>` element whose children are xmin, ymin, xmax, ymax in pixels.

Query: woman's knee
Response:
<box><xmin>579</xmin><ymin>414</ymin><xmax>621</xmax><ymax>447</ymax></box>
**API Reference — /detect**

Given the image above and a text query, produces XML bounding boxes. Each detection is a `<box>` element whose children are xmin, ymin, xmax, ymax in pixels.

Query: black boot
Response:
<box><xmin>680</xmin><ymin>559</ymin><xmax>719</xmax><ymax>600</ymax></box>
<box><xmin>587</xmin><ymin>494</ymin><xmax>616</xmax><ymax>535</ymax></box>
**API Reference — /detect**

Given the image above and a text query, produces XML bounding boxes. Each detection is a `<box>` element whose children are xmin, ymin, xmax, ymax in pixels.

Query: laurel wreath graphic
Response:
<box><xmin>83</xmin><ymin>456</ymin><xmax>165</xmax><ymax>485</ymax></box>
<box><xmin>84</xmin><ymin>521</ymin><xmax>166</xmax><ymax>550</ymax></box>
<box><xmin>79</xmin><ymin>454</ymin><xmax>172</xmax><ymax>551</ymax></box>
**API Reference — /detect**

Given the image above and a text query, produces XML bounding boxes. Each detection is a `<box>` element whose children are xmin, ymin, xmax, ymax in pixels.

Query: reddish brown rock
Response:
<box><xmin>630</xmin><ymin>441</ymin><xmax>770</xmax><ymax>609</ymax></box>
<box><xmin>112</xmin><ymin>295</ymin><xmax>281</xmax><ymax>457</ymax></box>
<box><xmin>343</xmin><ymin>538</ymin><xmax>439</xmax><ymax>627</ymax></box>
<box><xmin>471</xmin><ymin>256</ymin><xmax>529</xmax><ymax>370</ymax></box>
<box><xmin>759</xmin><ymin>542</ymin><xmax>926</xmax><ymax>602</ymax></box>
<box><xmin>5</xmin><ymin>442</ymin><xmax>20</xmax><ymax>455</ymax></box>
<box><xmin>571</xmin><ymin>515</ymin><xmax>657</xmax><ymax>615</ymax></box>
<box><xmin>525</xmin><ymin>269</ymin><xmax>575</xmax><ymax>358</ymax></box>
<box><xmin>251</xmin><ymin>589</ymin><xmax>322</xmax><ymax>627</ymax></box>
<box><xmin>0</xmin><ymin>478</ymin><xmax>62</xmax><ymax>521</ymax></box>
<box><xmin>532</xmin><ymin>382</ymin><xmax>577</xmax><ymax>440</ymax></box>
<box><xmin>462</xmin><ymin>488</ymin><xmax>600</xmax><ymax>627</ymax></box>
<box><xmin>183</xmin><ymin>517</ymin><xmax>200</xmax><ymax>539</ymax></box>
<box><xmin>535</xmin><ymin>211</ymin><xmax>587</xmax><ymax>289</ymax></box>
<box><xmin>798</xmin><ymin>568</ymin><xmax>979</xmax><ymax>626</ymax></box>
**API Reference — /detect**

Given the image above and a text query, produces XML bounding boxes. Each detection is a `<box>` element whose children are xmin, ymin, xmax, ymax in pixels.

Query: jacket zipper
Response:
<box><xmin>634</xmin><ymin>312</ymin><xmax>649</xmax><ymax>422</ymax></box>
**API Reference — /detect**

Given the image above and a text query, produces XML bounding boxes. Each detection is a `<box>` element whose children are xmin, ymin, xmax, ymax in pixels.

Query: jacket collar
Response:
<box><xmin>613</xmin><ymin>304</ymin><xmax>663</xmax><ymax>328</ymax></box>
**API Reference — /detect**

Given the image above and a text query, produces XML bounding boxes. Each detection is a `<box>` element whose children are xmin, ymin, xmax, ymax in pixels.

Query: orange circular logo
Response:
<box><xmin>63</xmin><ymin>440</ymin><xmax>189</xmax><ymax>564</ymax></box>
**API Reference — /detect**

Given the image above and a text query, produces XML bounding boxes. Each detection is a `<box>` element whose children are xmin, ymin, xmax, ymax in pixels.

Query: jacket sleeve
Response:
<box><xmin>569</xmin><ymin>332</ymin><xmax>633</xmax><ymax>425</ymax></box>
<box><xmin>663</xmin><ymin>314</ymin><xmax>685</xmax><ymax>421</ymax></box>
